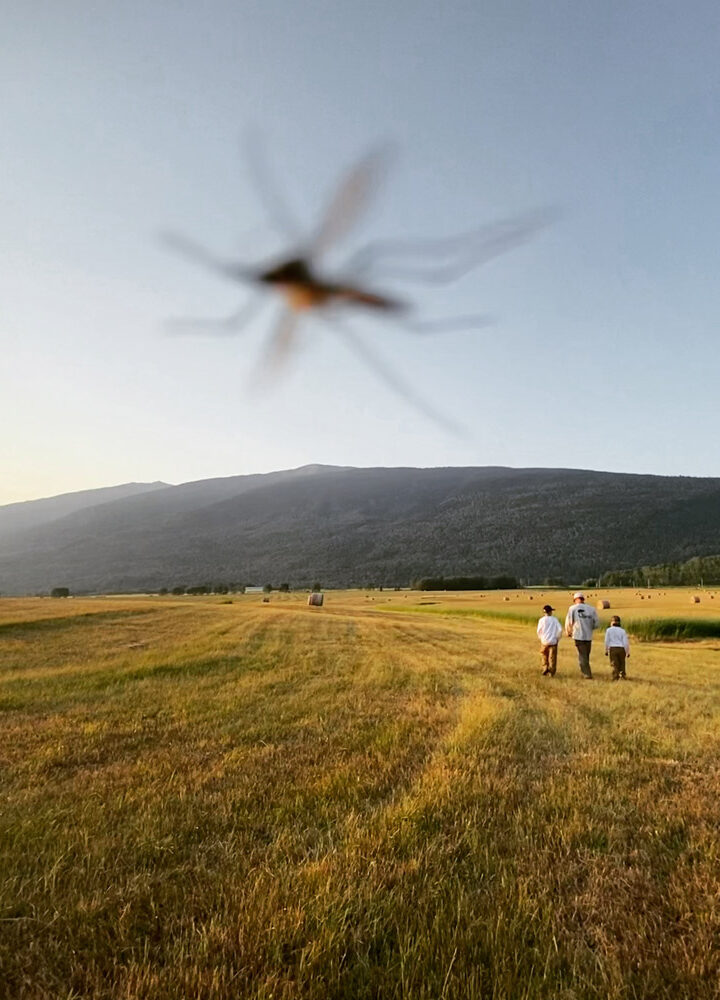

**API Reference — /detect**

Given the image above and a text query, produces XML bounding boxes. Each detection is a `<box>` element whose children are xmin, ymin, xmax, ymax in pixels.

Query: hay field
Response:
<box><xmin>2</xmin><ymin>591</ymin><xmax>720</xmax><ymax>999</ymax></box>
<box><xmin>374</xmin><ymin>586</ymin><xmax>720</xmax><ymax>618</ymax></box>
<box><xmin>387</xmin><ymin>588</ymin><xmax>720</xmax><ymax>641</ymax></box>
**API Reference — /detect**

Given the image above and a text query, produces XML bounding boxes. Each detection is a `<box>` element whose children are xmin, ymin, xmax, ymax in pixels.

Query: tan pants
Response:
<box><xmin>608</xmin><ymin>647</ymin><xmax>626</xmax><ymax>679</ymax></box>
<box><xmin>540</xmin><ymin>643</ymin><xmax>558</xmax><ymax>675</ymax></box>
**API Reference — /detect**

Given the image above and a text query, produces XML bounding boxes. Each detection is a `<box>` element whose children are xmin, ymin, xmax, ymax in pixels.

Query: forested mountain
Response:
<box><xmin>599</xmin><ymin>554</ymin><xmax>720</xmax><ymax>587</ymax></box>
<box><xmin>1</xmin><ymin>464</ymin><xmax>720</xmax><ymax>594</ymax></box>
<box><xmin>0</xmin><ymin>481</ymin><xmax>168</xmax><ymax>544</ymax></box>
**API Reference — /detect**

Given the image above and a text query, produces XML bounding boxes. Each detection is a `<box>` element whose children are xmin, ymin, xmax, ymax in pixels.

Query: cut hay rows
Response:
<box><xmin>2</xmin><ymin>591</ymin><xmax>720</xmax><ymax>999</ymax></box>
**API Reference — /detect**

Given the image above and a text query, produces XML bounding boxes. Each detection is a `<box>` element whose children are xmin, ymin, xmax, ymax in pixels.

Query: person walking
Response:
<box><xmin>537</xmin><ymin>604</ymin><xmax>562</xmax><ymax>676</ymax></box>
<box><xmin>604</xmin><ymin>615</ymin><xmax>630</xmax><ymax>680</ymax></box>
<box><xmin>565</xmin><ymin>592</ymin><xmax>599</xmax><ymax>679</ymax></box>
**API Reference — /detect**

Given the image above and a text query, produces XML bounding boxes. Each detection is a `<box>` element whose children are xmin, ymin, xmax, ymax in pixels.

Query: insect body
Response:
<box><xmin>257</xmin><ymin>257</ymin><xmax>403</xmax><ymax>313</ymax></box>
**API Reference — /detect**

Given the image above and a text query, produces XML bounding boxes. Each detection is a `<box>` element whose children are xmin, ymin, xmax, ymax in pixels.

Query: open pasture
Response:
<box><xmin>380</xmin><ymin>588</ymin><xmax>720</xmax><ymax>641</ymax></box>
<box><xmin>373</xmin><ymin>586</ymin><xmax>720</xmax><ymax>619</ymax></box>
<box><xmin>2</xmin><ymin>591</ymin><xmax>720</xmax><ymax>999</ymax></box>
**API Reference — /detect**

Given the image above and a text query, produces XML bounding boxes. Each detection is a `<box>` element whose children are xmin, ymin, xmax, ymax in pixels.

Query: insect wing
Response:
<box><xmin>345</xmin><ymin>207</ymin><xmax>557</xmax><ymax>283</ymax></box>
<box><xmin>309</xmin><ymin>147</ymin><xmax>390</xmax><ymax>259</ymax></box>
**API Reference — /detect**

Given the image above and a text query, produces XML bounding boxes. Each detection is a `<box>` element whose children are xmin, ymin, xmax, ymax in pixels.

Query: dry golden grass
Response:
<box><xmin>2</xmin><ymin>591</ymin><xmax>720</xmax><ymax>999</ymax></box>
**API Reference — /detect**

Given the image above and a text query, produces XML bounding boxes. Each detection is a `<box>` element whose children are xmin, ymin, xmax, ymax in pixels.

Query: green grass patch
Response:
<box><xmin>0</xmin><ymin>607</ymin><xmax>157</xmax><ymax>636</ymax></box>
<box><xmin>627</xmin><ymin>616</ymin><xmax>720</xmax><ymax>642</ymax></box>
<box><xmin>390</xmin><ymin>604</ymin><xmax>720</xmax><ymax>644</ymax></box>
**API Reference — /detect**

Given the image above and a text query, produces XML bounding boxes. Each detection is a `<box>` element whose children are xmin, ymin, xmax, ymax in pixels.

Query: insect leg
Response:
<box><xmin>321</xmin><ymin>312</ymin><xmax>471</xmax><ymax>439</ymax></box>
<box><xmin>243</xmin><ymin>128</ymin><xmax>305</xmax><ymax>244</ymax></box>
<box><xmin>161</xmin><ymin>231</ymin><xmax>254</xmax><ymax>283</ymax></box>
<box><xmin>164</xmin><ymin>295</ymin><xmax>266</xmax><ymax>336</ymax></box>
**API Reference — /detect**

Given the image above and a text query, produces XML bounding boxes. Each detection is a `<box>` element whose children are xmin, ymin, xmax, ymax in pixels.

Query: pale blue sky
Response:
<box><xmin>3</xmin><ymin>1</ymin><xmax>720</xmax><ymax>504</ymax></box>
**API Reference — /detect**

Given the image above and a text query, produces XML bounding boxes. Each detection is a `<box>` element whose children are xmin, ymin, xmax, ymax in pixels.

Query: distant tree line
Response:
<box><xmin>599</xmin><ymin>554</ymin><xmax>720</xmax><ymax>588</ymax></box>
<box><xmin>412</xmin><ymin>575</ymin><xmax>518</xmax><ymax>591</ymax></box>
<box><xmin>159</xmin><ymin>581</ymin><xmax>295</xmax><ymax>596</ymax></box>
<box><xmin>161</xmin><ymin>583</ymin><xmax>244</xmax><ymax>596</ymax></box>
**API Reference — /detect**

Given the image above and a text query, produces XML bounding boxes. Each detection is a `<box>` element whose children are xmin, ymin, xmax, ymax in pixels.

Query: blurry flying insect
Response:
<box><xmin>163</xmin><ymin>138</ymin><xmax>554</xmax><ymax>434</ymax></box>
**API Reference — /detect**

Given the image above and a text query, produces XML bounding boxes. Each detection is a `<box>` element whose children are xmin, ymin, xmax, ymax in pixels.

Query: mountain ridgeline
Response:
<box><xmin>1</xmin><ymin>465</ymin><xmax>720</xmax><ymax>594</ymax></box>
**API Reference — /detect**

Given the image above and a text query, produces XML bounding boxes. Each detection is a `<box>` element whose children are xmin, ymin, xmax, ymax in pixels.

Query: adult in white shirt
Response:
<box><xmin>564</xmin><ymin>592</ymin><xmax>599</xmax><ymax>679</ymax></box>
<box><xmin>537</xmin><ymin>604</ymin><xmax>562</xmax><ymax>676</ymax></box>
<box><xmin>604</xmin><ymin>615</ymin><xmax>630</xmax><ymax>680</ymax></box>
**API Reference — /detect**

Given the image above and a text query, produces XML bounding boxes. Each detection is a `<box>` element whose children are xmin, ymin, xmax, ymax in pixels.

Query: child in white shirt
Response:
<box><xmin>604</xmin><ymin>615</ymin><xmax>630</xmax><ymax>680</ymax></box>
<box><xmin>537</xmin><ymin>604</ymin><xmax>562</xmax><ymax>676</ymax></box>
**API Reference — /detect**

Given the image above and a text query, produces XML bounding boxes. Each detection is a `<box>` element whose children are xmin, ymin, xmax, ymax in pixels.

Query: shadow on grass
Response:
<box><xmin>0</xmin><ymin>608</ymin><xmax>158</xmax><ymax>637</ymax></box>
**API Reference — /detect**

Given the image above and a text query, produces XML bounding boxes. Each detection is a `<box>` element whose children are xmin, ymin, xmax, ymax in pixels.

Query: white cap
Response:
<box><xmin>573</xmin><ymin>591</ymin><xmax>585</xmax><ymax>600</ymax></box>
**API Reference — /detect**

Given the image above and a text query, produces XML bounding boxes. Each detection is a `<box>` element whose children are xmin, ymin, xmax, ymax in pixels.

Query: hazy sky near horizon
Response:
<box><xmin>3</xmin><ymin>1</ymin><xmax>720</xmax><ymax>505</ymax></box>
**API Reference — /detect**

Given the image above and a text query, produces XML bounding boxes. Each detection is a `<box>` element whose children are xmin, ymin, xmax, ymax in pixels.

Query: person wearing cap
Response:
<box><xmin>565</xmin><ymin>592</ymin><xmax>599</xmax><ymax>679</ymax></box>
<box><xmin>537</xmin><ymin>604</ymin><xmax>562</xmax><ymax>676</ymax></box>
<box><xmin>604</xmin><ymin>615</ymin><xmax>630</xmax><ymax>680</ymax></box>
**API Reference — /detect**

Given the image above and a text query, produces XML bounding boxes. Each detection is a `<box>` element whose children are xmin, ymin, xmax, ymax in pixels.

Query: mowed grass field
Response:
<box><xmin>386</xmin><ymin>585</ymin><xmax>720</xmax><ymax>619</ymax></box>
<box><xmin>2</xmin><ymin>590</ymin><xmax>720</xmax><ymax>999</ymax></box>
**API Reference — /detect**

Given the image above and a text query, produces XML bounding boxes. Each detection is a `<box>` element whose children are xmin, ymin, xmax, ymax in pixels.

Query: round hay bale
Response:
<box><xmin>308</xmin><ymin>593</ymin><xmax>324</xmax><ymax>607</ymax></box>
<box><xmin>597</xmin><ymin>600</ymin><xmax>610</xmax><ymax>610</ymax></box>
<box><xmin>691</xmin><ymin>595</ymin><xmax>701</xmax><ymax>604</ymax></box>
<box><xmin>503</xmin><ymin>596</ymin><xmax>510</xmax><ymax>602</ymax></box>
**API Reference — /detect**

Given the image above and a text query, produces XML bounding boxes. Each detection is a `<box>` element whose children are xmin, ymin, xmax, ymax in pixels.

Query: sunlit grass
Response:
<box><xmin>380</xmin><ymin>586</ymin><xmax>720</xmax><ymax>640</ymax></box>
<box><xmin>2</xmin><ymin>592</ymin><xmax>720</xmax><ymax>998</ymax></box>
